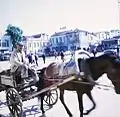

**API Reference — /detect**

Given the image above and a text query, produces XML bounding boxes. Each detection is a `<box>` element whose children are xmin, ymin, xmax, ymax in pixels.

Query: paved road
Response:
<box><xmin>0</xmin><ymin>56</ymin><xmax>120</xmax><ymax>117</ymax></box>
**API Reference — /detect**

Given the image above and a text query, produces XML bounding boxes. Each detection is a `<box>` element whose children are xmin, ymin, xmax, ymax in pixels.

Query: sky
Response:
<box><xmin>0</xmin><ymin>0</ymin><xmax>119</xmax><ymax>36</ymax></box>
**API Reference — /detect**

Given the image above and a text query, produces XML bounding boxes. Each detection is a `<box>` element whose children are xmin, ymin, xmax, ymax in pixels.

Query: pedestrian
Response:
<box><xmin>54</xmin><ymin>51</ymin><xmax>57</xmax><ymax>59</ymax></box>
<box><xmin>60</xmin><ymin>51</ymin><xmax>64</xmax><ymax>62</ymax></box>
<box><xmin>42</xmin><ymin>53</ymin><xmax>46</xmax><ymax>64</ymax></box>
<box><xmin>35</xmin><ymin>52</ymin><xmax>38</xmax><ymax>66</ymax></box>
<box><xmin>117</xmin><ymin>47</ymin><xmax>119</xmax><ymax>56</ymax></box>
<box><xmin>92</xmin><ymin>48</ymin><xmax>97</xmax><ymax>57</ymax></box>
<box><xmin>27</xmin><ymin>52</ymin><xmax>33</xmax><ymax>64</ymax></box>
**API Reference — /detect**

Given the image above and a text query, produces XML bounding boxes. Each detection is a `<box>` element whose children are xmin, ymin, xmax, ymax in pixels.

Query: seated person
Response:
<box><xmin>10</xmin><ymin>41</ymin><xmax>39</xmax><ymax>84</ymax></box>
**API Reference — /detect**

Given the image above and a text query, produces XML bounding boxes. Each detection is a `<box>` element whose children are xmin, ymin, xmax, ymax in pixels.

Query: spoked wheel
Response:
<box><xmin>6</xmin><ymin>88</ymin><xmax>23</xmax><ymax>117</ymax></box>
<box><xmin>44</xmin><ymin>89</ymin><xmax>58</xmax><ymax>106</ymax></box>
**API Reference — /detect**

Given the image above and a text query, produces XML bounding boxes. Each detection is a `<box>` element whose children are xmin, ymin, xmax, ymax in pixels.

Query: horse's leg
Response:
<box><xmin>40</xmin><ymin>93</ymin><xmax>45</xmax><ymax>114</ymax></box>
<box><xmin>59</xmin><ymin>89</ymin><xmax>73</xmax><ymax>117</ymax></box>
<box><xmin>76</xmin><ymin>91</ymin><xmax>84</xmax><ymax>117</ymax></box>
<box><xmin>37</xmin><ymin>70</ymin><xmax>46</xmax><ymax>114</ymax></box>
<box><xmin>83</xmin><ymin>91</ymin><xmax>96</xmax><ymax>115</ymax></box>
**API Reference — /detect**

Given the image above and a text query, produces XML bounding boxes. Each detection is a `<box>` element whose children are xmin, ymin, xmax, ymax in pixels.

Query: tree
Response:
<box><xmin>5</xmin><ymin>24</ymin><xmax>23</xmax><ymax>49</ymax></box>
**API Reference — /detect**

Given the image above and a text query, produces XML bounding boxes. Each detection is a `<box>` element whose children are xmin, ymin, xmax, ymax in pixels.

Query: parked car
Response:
<box><xmin>64</xmin><ymin>51</ymin><xmax>71</xmax><ymax>56</ymax></box>
<box><xmin>0</xmin><ymin>52</ymin><xmax>11</xmax><ymax>61</ymax></box>
<box><xmin>3</xmin><ymin>53</ymin><xmax>11</xmax><ymax>60</ymax></box>
<box><xmin>103</xmin><ymin>49</ymin><xmax>117</xmax><ymax>55</ymax></box>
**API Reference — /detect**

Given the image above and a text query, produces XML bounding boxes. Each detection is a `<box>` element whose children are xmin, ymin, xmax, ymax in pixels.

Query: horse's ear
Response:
<box><xmin>77</xmin><ymin>58</ymin><xmax>81</xmax><ymax>70</ymax></box>
<box><xmin>78</xmin><ymin>58</ymin><xmax>81</xmax><ymax>63</ymax></box>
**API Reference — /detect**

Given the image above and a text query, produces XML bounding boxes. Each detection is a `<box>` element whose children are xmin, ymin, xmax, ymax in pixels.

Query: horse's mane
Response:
<box><xmin>88</xmin><ymin>53</ymin><xmax>118</xmax><ymax>63</ymax></box>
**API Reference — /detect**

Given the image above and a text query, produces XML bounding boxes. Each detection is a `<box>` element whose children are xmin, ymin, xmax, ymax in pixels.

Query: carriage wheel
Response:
<box><xmin>44</xmin><ymin>89</ymin><xmax>58</xmax><ymax>106</ymax></box>
<box><xmin>6</xmin><ymin>88</ymin><xmax>22</xmax><ymax>117</ymax></box>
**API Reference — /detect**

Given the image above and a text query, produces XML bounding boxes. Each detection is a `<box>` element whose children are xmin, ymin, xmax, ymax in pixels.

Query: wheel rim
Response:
<box><xmin>44</xmin><ymin>89</ymin><xmax>58</xmax><ymax>106</ymax></box>
<box><xmin>6</xmin><ymin>88</ymin><xmax>22</xmax><ymax>117</ymax></box>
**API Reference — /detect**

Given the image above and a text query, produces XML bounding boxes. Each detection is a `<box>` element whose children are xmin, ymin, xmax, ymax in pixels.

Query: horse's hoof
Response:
<box><xmin>83</xmin><ymin>110</ymin><xmax>89</xmax><ymax>115</ymax></box>
<box><xmin>41</xmin><ymin>113</ymin><xmax>46</xmax><ymax>117</ymax></box>
<box><xmin>69</xmin><ymin>114</ymin><xmax>73</xmax><ymax>117</ymax></box>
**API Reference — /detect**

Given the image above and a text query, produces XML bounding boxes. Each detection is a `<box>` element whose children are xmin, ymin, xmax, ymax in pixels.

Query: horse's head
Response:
<box><xmin>101</xmin><ymin>53</ymin><xmax>120</xmax><ymax>94</ymax></box>
<box><xmin>83</xmin><ymin>53</ymin><xmax>120</xmax><ymax>94</ymax></box>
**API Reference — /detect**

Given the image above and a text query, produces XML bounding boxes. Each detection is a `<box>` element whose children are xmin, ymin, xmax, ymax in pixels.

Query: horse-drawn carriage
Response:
<box><xmin>0</xmin><ymin>66</ymin><xmax>61</xmax><ymax>117</ymax></box>
<box><xmin>1</xmin><ymin>51</ymin><xmax>120</xmax><ymax>117</ymax></box>
<box><xmin>0</xmin><ymin>62</ymin><xmax>78</xmax><ymax>117</ymax></box>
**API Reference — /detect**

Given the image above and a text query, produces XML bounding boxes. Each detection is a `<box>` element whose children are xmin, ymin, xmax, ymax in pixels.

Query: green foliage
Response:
<box><xmin>5</xmin><ymin>24</ymin><xmax>23</xmax><ymax>49</ymax></box>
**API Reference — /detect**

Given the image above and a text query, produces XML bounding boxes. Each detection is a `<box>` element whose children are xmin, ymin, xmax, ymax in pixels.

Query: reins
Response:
<box><xmin>44</xmin><ymin>76</ymin><xmax>114</xmax><ymax>90</ymax></box>
<box><xmin>110</xmin><ymin>79</ymin><xmax>120</xmax><ymax>83</ymax></box>
<box><xmin>71</xmin><ymin>80</ymin><xmax>114</xmax><ymax>89</ymax></box>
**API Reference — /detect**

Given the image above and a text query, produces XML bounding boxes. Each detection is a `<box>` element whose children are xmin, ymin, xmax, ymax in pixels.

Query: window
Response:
<box><xmin>1</xmin><ymin>40</ymin><xmax>9</xmax><ymax>47</ymax></box>
<box><xmin>59</xmin><ymin>37</ymin><xmax>62</xmax><ymax>42</ymax></box>
<box><xmin>34</xmin><ymin>42</ymin><xmax>36</xmax><ymax>48</ymax></box>
<box><xmin>29</xmin><ymin>43</ymin><xmax>31</xmax><ymax>48</ymax></box>
<box><xmin>6</xmin><ymin>40</ymin><xmax>9</xmax><ymax>47</ymax></box>
<box><xmin>37</xmin><ymin>42</ymin><xmax>39</xmax><ymax>47</ymax></box>
<box><xmin>2</xmin><ymin>41</ymin><xmax>6</xmax><ymax>47</ymax></box>
<box><xmin>39</xmin><ymin>42</ymin><xmax>41</xmax><ymax>47</ymax></box>
<box><xmin>52</xmin><ymin>38</ymin><xmax>54</xmax><ymax>44</ymax></box>
<box><xmin>56</xmin><ymin>38</ymin><xmax>58</xmax><ymax>43</ymax></box>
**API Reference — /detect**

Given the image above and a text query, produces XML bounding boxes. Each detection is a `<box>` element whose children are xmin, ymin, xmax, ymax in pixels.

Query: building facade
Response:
<box><xmin>95</xmin><ymin>29</ymin><xmax>120</xmax><ymax>41</ymax></box>
<box><xmin>49</xmin><ymin>29</ymin><xmax>97</xmax><ymax>52</ymax></box>
<box><xmin>0</xmin><ymin>33</ymin><xmax>49</xmax><ymax>54</ymax></box>
<box><xmin>95</xmin><ymin>29</ymin><xmax>120</xmax><ymax>49</ymax></box>
<box><xmin>102</xmin><ymin>35</ymin><xmax>120</xmax><ymax>49</ymax></box>
<box><xmin>23</xmin><ymin>33</ymin><xmax>49</xmax><ymax>54</ymax></box>
<box><xmin>0</xmin><ymin>35</ymin><xmax>12</xmax><ymax>52</ymax></box>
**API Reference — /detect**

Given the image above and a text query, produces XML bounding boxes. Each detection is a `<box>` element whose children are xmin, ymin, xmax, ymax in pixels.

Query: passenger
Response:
<box><xmin>10</xmin><ymin>41</ymin><xmax>39</xmax><ymax>83</ymax></box>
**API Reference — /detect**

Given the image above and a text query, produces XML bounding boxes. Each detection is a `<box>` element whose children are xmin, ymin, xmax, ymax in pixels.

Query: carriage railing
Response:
<box><xmin>0</xmin><ymin>75</ymin><xmax>14</xmax><ymax>87</ymax></box>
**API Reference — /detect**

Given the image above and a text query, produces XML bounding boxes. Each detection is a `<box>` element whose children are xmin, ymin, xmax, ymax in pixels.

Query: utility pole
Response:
<box><xmin>117</xmin><ymin>0</ymin><xmax>120</xmax><ymax>28</ymax></box>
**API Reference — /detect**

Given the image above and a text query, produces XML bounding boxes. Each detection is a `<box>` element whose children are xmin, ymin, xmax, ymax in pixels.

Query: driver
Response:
<box><xmin>10</xmin><ymin>41</ymin><xmax>39</xmax><ymax>83</ymax></box>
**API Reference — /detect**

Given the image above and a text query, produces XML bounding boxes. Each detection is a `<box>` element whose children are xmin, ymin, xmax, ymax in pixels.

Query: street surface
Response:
<box><xmin>0</xmin><ymin>55</ymin><xmax>120</xmax><ymax>117</ymax></box>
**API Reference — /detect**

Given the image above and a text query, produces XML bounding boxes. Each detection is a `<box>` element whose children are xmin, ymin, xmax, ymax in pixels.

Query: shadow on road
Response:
<box><xmin>0</xmin><ymin>100</ymin><xmax>53</xmax><ymax>117</ymax></box>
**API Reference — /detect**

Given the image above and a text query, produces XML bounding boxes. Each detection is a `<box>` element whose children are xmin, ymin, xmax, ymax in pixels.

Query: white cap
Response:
<box><xmin>17</xmin><ymin>41</ymin><xmax>24</xmax><ymax>46</ymax></box>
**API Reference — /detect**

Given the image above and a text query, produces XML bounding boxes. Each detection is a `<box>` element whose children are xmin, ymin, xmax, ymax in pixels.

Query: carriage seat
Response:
<box><xmin>0</xmin><ymin>69</ymin><xmax>11</xmax><ymax>76</ymax></box>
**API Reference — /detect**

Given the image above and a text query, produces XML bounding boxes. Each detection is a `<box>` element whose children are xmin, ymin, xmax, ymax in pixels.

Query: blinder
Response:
<box><xmin>114</xmin><ymin>58</ymin><xmax>120</xmax><ymax>64</ymax></box>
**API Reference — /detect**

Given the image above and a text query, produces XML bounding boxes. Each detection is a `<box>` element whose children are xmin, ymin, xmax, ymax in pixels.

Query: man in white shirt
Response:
<box><xmin>10</xmin><ymin>41</ymin><xmax>38</xmax><ymax>83</ymax></box>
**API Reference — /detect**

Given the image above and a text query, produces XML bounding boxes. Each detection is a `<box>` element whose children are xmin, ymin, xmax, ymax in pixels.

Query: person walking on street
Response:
<box><xmin>42</xmin><ymin>53</ymin><xmax>46</xmax><ymax>64</ymax></box>
<box><xmin>35</xmin><ymin>52</ymin><xmax>38</xmax><ymax>66</ymax></box>
<box><xmin>60</xmin><ymin>51</ymin><xmax>65</xmax><ymax>62</ymax></box>
<box><xmin>117</xmin><ymin>47</ymin><xmax>119</xmax><ymax>56</ymax></box>
<box><xmin>27</xmin><ymin>52</ymin><xmax>33</xmax><ymax>64</ymax></box>
<box><xmin>54</xmin><ymin>51</ymin><xmax>57</xmax><ymax>59</ymax></box>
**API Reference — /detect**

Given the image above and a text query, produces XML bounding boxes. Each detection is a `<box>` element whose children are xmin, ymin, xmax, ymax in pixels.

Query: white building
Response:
<box><xmin>0</xmin><ymin>35</ymin><xmax>12</xmax><ymax>52</ymax></box>
<box><xmin>23</xmin><ymin>33</ymin><xmax>49</xmax><ymax>54</ymax></box>
<box><xmin>95</xmin><ymin>29</ymin><xmax>120</xmax><ymax>41</ymax></box>
<box><xmin>0</xmin><ymin>33</ymin><xmax>49</xmax><ymax>54</ymax></box>
<box><xmin>50</xmin><ymin>29</ymin><xmax>97</xmax><ymax>52</ymax></box>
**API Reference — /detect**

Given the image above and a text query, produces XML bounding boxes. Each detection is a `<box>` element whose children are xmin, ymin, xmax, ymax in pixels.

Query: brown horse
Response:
<box><xmin>38</xmin><ymin>53</ymin><xmax>120</xmax><ymax>117</ymax></box>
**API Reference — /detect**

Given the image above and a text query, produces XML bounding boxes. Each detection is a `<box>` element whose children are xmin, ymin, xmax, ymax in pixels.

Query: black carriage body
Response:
<box><xmin>0</xmin><ymin>69</ymin><xmax>58</xmax><ymax>117</ymax></box>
